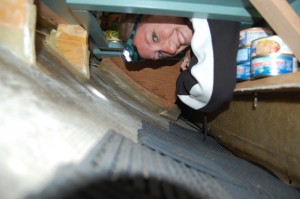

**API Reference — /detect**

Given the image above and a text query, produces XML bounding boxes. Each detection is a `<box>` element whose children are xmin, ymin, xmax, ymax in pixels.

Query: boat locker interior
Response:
<box><xmin>0</xmin><ymin>0</ymin><xmax>300</xmax><ymax>198</ymax></box>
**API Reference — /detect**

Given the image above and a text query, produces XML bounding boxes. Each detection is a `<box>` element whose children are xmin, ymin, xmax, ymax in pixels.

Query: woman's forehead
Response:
<box><xmin>144</xmin><ymin>15</ymin><xmax>186</xmax><ymax>24</ymax></box>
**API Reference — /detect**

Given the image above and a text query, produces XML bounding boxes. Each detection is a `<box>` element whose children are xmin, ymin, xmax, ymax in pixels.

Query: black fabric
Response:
<box><xmin>204</xmin><ymin>20</ymin><xmax>240</xmax><ymax>112</ymax></box>
<box><xmin>176</xmin><ymin>65</ymin><xmax>197</xmax><ymax>95</ymax></box>
<box><xmin>176</xmin><ymin>19</ymin><xmax>240</xmax><ymax>112</ymax></box>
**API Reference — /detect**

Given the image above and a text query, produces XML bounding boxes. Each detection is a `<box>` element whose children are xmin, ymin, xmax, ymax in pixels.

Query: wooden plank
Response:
<box><xmin>0</xmin><ymin>0</ymin><xmax>36</xmax><ymax>65</ymax></box>
<box><xmin>109</xmin><ymin>57</ymin><xmax>181</xmax><ymax>106</ymax></box>
<box><xmin>250</xmin><ymin>0</ymin><xmax>300</xmax><ymax>61</ymax></box>
<box><xmin>98</xmin><ymin>57</ymin><xmax>182</xmax><ymax>120</ymax></box>
<box><xmin>35</xmin><ymin>0</ymin><xmax>67</xmax><ymax>26</ymax></box>
<box><xmin>235</xmin><ymin>71</ymin><xmax>300</xmax><ymax>93</ymax></box>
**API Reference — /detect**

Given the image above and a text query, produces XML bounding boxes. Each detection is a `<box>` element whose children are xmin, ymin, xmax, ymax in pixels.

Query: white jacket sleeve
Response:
<box><xmin>176</xmin><ymin>19</ymin><xmax>240</xmax><ymax>112</ymax></box>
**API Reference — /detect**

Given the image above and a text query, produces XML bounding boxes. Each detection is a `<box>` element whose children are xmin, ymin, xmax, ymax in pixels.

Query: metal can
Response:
<box><xmin>251</xmin><ymin>35</ymin><xmax>294</xmax><ymax>58</ymax></box>
<box><xmin>104</xmin><ymin>30</ymin><xmax>121</xmax><ymax>42</ymax></box>
<box><xmin>239</xmin><ymin>27</ymin><xmax>273</xmax><ymax>48</ymax></box>
<box><xmin>237</xmin><ymin>62</ymin><xmax>251</xmax><ymax>81</ymax></box>
<box><xmin>251</xmin><ymin>55</ymin><xmax>298</xmax><ymax>78</ymax></box>
<box><xmin>237</xmin><ymin>46</ymin><xmax>251</xmax><ymax>64</ymax></box>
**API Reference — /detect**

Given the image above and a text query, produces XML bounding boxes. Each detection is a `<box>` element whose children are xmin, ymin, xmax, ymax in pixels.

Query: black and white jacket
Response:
<box><xmin>176</xmin><ymin>18</ymin><xmax>240</xmax><ymax>112</ymax></box>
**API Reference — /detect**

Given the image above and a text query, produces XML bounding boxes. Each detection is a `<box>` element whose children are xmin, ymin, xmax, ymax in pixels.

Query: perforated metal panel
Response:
<box><xmin>28</xmin><ymin>125</ymin><xmax>300</xmax><ymax>199</ymax></box>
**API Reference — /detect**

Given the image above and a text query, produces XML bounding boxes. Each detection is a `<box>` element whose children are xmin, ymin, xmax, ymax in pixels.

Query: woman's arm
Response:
<box><xmin>176</xmin><ymin>19</ymin><xmax>240</xmax><ymax>112</ymax></box>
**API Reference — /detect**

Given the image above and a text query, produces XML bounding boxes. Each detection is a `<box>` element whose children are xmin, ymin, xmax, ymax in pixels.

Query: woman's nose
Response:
<box><xmin>161</xmin><ymin>40</ymin><xmax>177</xmax><ymax>55</ymax></box>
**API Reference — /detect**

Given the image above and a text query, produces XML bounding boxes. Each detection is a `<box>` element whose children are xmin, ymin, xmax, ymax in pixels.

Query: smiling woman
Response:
<box><xmin>117</xmin><ymin>14</ymin><xmax>240</xmax><ymax>113</ymax></box>
<box><xmin>133</xmin><ymin>15</ymin><xmax>193</xmax><ymax>60</ymax></box>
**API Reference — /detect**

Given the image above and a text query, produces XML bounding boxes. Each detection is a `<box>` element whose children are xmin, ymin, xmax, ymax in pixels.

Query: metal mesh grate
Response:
<box><xmin>138</xmin><ymin>121</ymin><xmax>300</xmax><ymax>199</ymax></box>
<box><xmin>28</xmin><ymin>122</ymin><xmax>300</xmax><ymax>199</ymax></box>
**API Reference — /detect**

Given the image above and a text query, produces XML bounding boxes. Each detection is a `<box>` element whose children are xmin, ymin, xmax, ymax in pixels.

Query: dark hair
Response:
<box><xmin>117</xmin><ymin>14</ymin><xmax>141</xmax><ymax>42</ymax></box>
<box><xmin>122</xmin><ymin>15</ymin><xmax>143</xmax><ymax>62</ymax></box>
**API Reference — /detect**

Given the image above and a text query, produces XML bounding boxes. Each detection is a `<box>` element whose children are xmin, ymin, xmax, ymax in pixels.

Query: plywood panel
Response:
<box><xmin>109</xmin><ymin>57</ymin><xmax>182</xmax><ymax>106</ymax></box>
<box><xmin>210</xmin><ymin>92</ymin><xmax>300</xmax><ymax>187</ymax></box>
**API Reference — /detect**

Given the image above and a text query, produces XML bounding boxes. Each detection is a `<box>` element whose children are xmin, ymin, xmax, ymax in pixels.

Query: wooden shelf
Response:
<box><xmin>235</xmin><ymin>71</ymin><xmax>300</xmax><ymax>93</ymax></box>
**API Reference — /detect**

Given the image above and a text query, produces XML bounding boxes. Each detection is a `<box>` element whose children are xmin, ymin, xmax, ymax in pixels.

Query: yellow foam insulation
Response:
<box><xmin>0</xmin><ymin>0</ymin><xmax>36</xmax><ymax>65</ymax></box>
<box><xmin>47</xmin><ymin>24</ymin><xmax>90</xmax><ymax>80</ymax></box>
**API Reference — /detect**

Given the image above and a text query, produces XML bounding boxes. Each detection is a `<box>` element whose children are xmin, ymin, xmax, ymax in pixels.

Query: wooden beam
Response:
<box><xmin>250</xmin><ymin>0</ymin><xmax>300</xmax><ymax>61</ymax></box>
<box><xmin>35</xmin><ymin>0</ymin><xmax>67</xmax><ymax>26</ymax></box>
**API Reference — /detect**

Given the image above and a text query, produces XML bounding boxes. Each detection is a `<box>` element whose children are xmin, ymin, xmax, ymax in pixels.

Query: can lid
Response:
<box><xmin>240</xmin><ymin>27</ymin><xmax>273</xmax><ymax>33</ymax></box>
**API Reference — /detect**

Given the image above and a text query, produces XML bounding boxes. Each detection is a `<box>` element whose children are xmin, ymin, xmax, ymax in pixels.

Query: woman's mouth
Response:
<box><xmin>177</xmin><ymin>30</ymin><xmax>185</xmax><ymax>45</ymax></box>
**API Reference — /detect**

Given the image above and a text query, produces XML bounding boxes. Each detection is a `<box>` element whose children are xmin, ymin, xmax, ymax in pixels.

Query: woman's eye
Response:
<box><xmin>152</xmin><ymin>32</ymin><xmax>158</xmax><ymax>42</ymax></box>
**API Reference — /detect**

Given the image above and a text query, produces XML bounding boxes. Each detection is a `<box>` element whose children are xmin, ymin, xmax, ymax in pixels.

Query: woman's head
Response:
<box><xmin>133</xmin><ymin>15</ymin><xmax>193</xmax><ymax>60</ymax></box>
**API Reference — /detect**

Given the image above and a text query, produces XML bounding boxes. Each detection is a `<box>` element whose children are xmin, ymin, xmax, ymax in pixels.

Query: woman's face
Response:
<box><xmin>133</xmin><ymin>15</ymin><xmax>193</xmax><ymax>60</ymax></box>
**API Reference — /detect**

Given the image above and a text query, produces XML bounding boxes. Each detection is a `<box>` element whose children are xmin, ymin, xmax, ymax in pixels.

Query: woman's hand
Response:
<box><xmin>180</xmin><ymin>49</ymin><xmax>191</xmax><ymax>71</ymax></box>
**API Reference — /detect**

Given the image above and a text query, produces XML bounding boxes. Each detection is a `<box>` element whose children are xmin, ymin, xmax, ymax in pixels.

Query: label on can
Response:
<box><xmin>251</xmin><ymin>55</ymin><xmax>298</xmax><ymax>77</ymax></box>
<box><xmin>104</xmin><ymin>30</ymin><xmax>121</xmax><ymax>42</ymax></box>
<box><xmin>239</xmin><ymin>27</ymin><xmax>273</xmax><ymax>48</ymax></box>
<box><xmin>237</xmin><ymin>62</ymin><xmax>251</xmax><ymax>81</ymax></box>
<box><xmin>237</xmin><ymin>47</ymin><xmax>251</xmax><ymax>64</ymax></box>
<box><xmin>251</xmin><ymin>35</ymin><xmax>294</xmax><ymax>58</ymax></box>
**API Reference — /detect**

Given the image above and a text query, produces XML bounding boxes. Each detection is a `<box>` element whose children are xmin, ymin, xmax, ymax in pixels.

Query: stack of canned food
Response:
<box><xmin>236</xmin><ymin>27</ymin><xmax>299</xmax><ymax>81</ymax></box>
